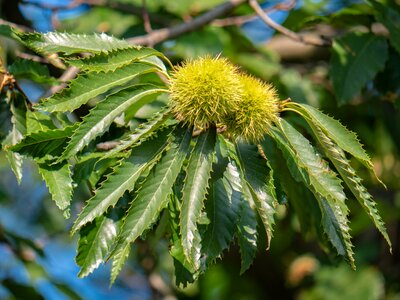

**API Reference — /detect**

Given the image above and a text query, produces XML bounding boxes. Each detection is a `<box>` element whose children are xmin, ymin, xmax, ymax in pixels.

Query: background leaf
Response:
<box><xmin>370</xmin><ymin>1</ymin><xmax>400</xmax><ymax>55</ymax></box>
<box><xmin>330</xmin><ymin>32</ymin><xmax>388</xmax><ymax>104</ymax></box>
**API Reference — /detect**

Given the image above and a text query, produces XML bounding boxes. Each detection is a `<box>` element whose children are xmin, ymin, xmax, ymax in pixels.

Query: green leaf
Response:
<box><xmin>235</xmin><ymin>143</ymin><xmax>277</xmax><ymax>248</ymax></box>
<box><xmin>236</xmin><ymin>194</ymin><xmax>258</xmax><ymax>274</ymax></box>
<box><xmin>3</xmin><ymin>93</ymin><xmax>27</xmax><ymax>183</ymax></box>
<box><xmin>168</xmin><ymin>194</ymin><xmax>198</xmax><ymax>286</ymax></box>
<box><xmin>2</xmin><ymin>279</ymin><xmax>44</xmax><ymax>300</ymax></box>
<box><xmin>8</xmin><ymin>59</ymin><xmax>58</xmax><ymax>85</ymax></box>
<box><xmin>100</xmin><ymin>108</ymin><xmax>172</xmax><ymax>160</ymax></box>
<box><xmin>110</xmin><ymin>244</ymin><xmax>131</xmax><ymax>285</ymax></box>
<box><xmin>277</xmin><ymin>119</ymin><xmax>346</xmax><ymax>204</ymax></box>
<box><xmin>38</xmin><ymin>162</ymin><xmax>73</xmax><ymax>218</ymax></box>
<box><xmin>11</xmin><ymin>125</ymin><xmax>77</xmax><ymax>160</ymax></box>
<box><xmin>287</xmin><ymin>103</ymin><xmax>371</xmax><ymax>166</ymax></box>
<box><xmin>0</xmin><ymin>24</ymin><xmax>19</xmax><ymax>40</ymax></box>
<box><xmin>370</xmin><ymin>1</ymin><xmax>400</xmax><ymax>54</ymax></box>
<box><xmin>330</xmin><ymin>32</ymin><xmax>388</xmax><ymax>104</ymax></box>
<box><xmin>202</xmin><ymin>161</ymin><xmax>241</xmax><ymax>263</ymax></box>
<box><xmin>3</xmin><ymin>131</ymin><xmax>24</xmax><ymax>183</ymax></box>
<box><xmin>71</xmin><ymin>128</ymin><xmax>172</xmax><ymax>234</ymax></box>
<box><xmin>60</xmin><ymin>85</ymin><xmax>167</xmax><ymax>160</ymax></box>
<box><xmin>110</xmin><ymin>126</ymin><xmax>192</xmax><ymax>283</ymax></box>
<box><xmin>18</xmin><ymin>32</ymin><xmax>134</xmax><ymax>55</ymax></box>
<box><xmin>180</xmin><ymin>128</ymin><xmax>216</xmax><ymax>270</ymax></box>
<box><xmin>171</xmin><ymin>242</ymin><xmax>197</xmax><ymax>286</ymax></box>
<box><xmin>26</xmin><ymin>110</ymin><xmax>56</xmax><ymax>134</ymax></box>
<box><xmin>311</xmin><ymin>125</ymin><xmax>391</xmax><ymax>251</ymax></box>
<box><xmin>140</xmin><ymin>55</ymin><xmax>168</xmax><ymax>72</ymax></box>
<box><xmin>317</xmin><ymin>193</ymin><xmax>354</xmax><ymax>267</ymax></box>
<box><xmin>262</xmin><ymin>136</ymin><xmax>321</xmax><ymax>236</ymax></box>
<box><xmin>37</xmin><ymin>63</ymin><xmax>159</xmax><ymax>112</ymax></box>
<box><xmin>273</xmin><ymin>119</ymin><xmax>354</xmax><ymax>266</ymax></box>
<box><xmin>66</xmin><ymin>47</ymin><xmax>166</xmax><ymax>73</ymax></box>
<box><xmin>286</xmin><ymin>102</ymin><xmax>384</xmax><ymax>186</ymax></box>
<box><xmin>76</xmin><ymin>209</ymin><xmax>122</xmax><ymax>278</ymax></box>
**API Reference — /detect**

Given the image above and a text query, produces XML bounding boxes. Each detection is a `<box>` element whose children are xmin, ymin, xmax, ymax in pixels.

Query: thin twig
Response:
<box><xmin>213</xmin><ymin>0</ymin><xmax>296</xmax><ymax>27</ymax></box>
<box><xmin>212</xmin><ymin>14</ymin><xmax>256</xmax><ymax>27</ymax></box>
<box><xmin>248</xmin><ymin>0</ymin><xmax>331</xmax><ymax>47</ymax></box>
<box><xmin>42</xmin><ymin>66</ymin><xmax>80</xmax><ymax>98</ymax></box>
<box><xmin>128</xmin><ymin>0</ymin><xmax>247</xmax><ymax>46</ymax></box>
<box><xmin>16</xmin><ymin>52</ymin><xmax>49</xmax><ymax>64</ymax></box>
<box><xmin>0</xmin><ymin>19</ymin><xmax>33</xmax><ymax>33</ymax></box>
<box><xmin>80</xmin><ymin>0</ymin><xmax>171</xmax><ymax>25</ymax></box>
<box><xmin>142</xmin><ymin>0</ymin><xmax>153</xmax><ymax>34</ymax></box>
<box><xmin>41</xmin><ymin>0</ymin><xmax>246</xmax><ymax>98</ymax></box>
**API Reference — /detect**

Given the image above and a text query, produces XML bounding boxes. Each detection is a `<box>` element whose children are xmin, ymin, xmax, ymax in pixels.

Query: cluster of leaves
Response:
<box><xmin>0</xmin><ymin>27</ymin><xmax>391</xmax><ymax>286</ymax></box>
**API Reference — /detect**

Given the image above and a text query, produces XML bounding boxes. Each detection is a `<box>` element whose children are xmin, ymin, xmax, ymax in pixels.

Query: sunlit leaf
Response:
<box><xmin>272</xmin><ymin>119</ymin><xmax>354</xmax><ymax>266</ymax></box>
<box><xmin>18</xmin><ymin>31</ymin><xmax>134</xmax><ymax>55</ymax></box>
<box><xmin>11</xmin><ymin>125</ymin><xmax>77</xmax><ymax>160</ymax></box>
<box><xmin>311</xmin><ymin>124</ymin><xmax>391</xmax><ymax>251</ymax></box>
<box><xmin>110</xmin><ymin>126</ymin><xmax>192</xmax><ymax>283</ymax></box>
<box><xmin>236</xmin><ymin>193</ymin><xmax>258</xmax><ymax>274</ymax></box>
<box><xmin>60</xmin><ymin>85</ymin><xmax>167</xmax><ymax>160</ymax></box>
<box><xmin>180</xmin><ymin>128</ymin><xmax>216</xmax><ymax>270</ymax></box>
<box><xmin>37</xmin><ymin>63</ymin><xmax>159</xmax><ymax>112</ymax></box>
<box><xmin>66</xmin><ymin>47</ymin><xmax>167</xmax><ymax>73</ymax></box>
<box><xmin>235</xmin><ymin>143</ymin><xmax>277</xmax><ymax>248</ymax></box>
<box><xmin>38</xmin><ymin>162</ymin><xmax>73</xmax><ymax>218</ymax></box>
<box><xmin>71</xmin><ymin>128</ymin><xmax>172</xmax><ymax>234</ymax></box>
<box><xmin>76</xmin><ymin>208</ymin><xmax>122</xmax><ymax>277</ymax></box>
<box><xmin>202</xmin><ymin>161</ymin><xmax>241</xmax><ymax>263</ymax></box>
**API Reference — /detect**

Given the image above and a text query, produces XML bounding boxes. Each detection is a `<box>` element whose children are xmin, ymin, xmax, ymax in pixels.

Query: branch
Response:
<box><xmin>128</xmin><ymin>0</ymin><xmax>247</xmax><ymax>45</ymax></box>
<box><xmin>42</xmin><ymin>66</ymin><xmax>80</xmax><ymax>98</ymax></box>
<box><xmin>142</xmin><ymin>0</ymin><xmax>153</xmax><ymax>34</ymax></box>
<box><xmin>213</xmin><ymin>0</ymin><xmax>296</xmax><ymax>27</ymax></box>
<box><xmin>248</xmin><ymin>0</ymin><xmax>331</xmax><ymax>47</ymax></box>
<box><xmin>0</xmin><ymin>18</ymin><xmax>33</xmax><ymax>33</ymax></box>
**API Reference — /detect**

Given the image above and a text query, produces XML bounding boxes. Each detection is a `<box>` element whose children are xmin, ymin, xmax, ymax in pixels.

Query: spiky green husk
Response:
<box><xmin>226</xmin><ymin>74</ymin><xmax>279</xmax><ymax>143</ymax></box>
<box><xmin>169</xmin><ymin>57</ymin><xmax>242</xmax><ymax>128</ymax></box>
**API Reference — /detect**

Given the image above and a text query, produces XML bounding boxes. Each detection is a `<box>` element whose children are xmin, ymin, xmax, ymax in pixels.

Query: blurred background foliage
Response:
<box><xmin>0</xmin><ymin>0</ymin><xmax>399</xmax><ymax>299</ymax></box>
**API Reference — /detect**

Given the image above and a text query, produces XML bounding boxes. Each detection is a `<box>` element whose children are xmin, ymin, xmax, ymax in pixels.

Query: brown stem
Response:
<box><xmin>248</xmin><ymin>0</ymin><xmax>331</xmax><ymax>47</ymax></box>
<box><xmin>42</xmin><ymin>66</ymin><xmax>80</xmax><ymax>98</ymax></box>
<box><xmin>128</xmin><ymin>0</ymin><xmax>247</xmax><ymax>46</ymax></box>
<box><xmin>213</xmin><ymin>0</ymin><xmax>296</xmax><ymax>27</ymax></box>
<box><xmin>142</xmin><ymin>0</ymin><xmax>153</xmax><ymax>34</ymax></box>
